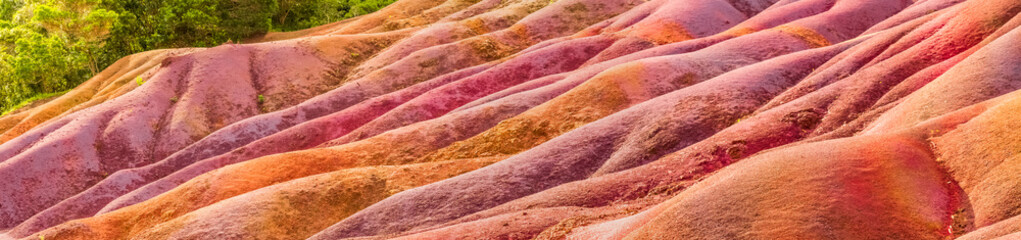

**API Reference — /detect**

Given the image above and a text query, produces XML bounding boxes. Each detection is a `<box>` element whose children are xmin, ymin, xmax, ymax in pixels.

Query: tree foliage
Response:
<box><xmin>0</xmin><ymin>0</ymin><xmax>397</xmax><ymax>114</ymax></box>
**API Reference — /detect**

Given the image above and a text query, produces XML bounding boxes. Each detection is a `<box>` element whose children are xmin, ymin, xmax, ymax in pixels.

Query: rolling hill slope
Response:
<box><xmin>3</xmin><ymin>0</ymin><xmax>1021</xmax><ymax>239</ymax></box>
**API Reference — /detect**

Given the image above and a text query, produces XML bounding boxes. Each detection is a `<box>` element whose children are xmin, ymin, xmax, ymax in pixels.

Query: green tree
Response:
<box><xmin>1</xmin><ymin>0</ymin><xmax>25</xmax><ymax>20</ymax></box>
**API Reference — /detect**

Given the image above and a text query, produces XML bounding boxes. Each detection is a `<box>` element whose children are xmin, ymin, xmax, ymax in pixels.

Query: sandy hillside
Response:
<box><xmin>3</xmin><ymin>0</ymin><xmax>1021</xmax><ymax>239</ymax></box>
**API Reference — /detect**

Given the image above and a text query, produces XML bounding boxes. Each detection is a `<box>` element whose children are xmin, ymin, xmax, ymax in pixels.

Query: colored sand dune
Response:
<box><xmin>3</xmin><ymin>0</ymin><xmax>1021</xmax><ymax>239</ymax></box>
